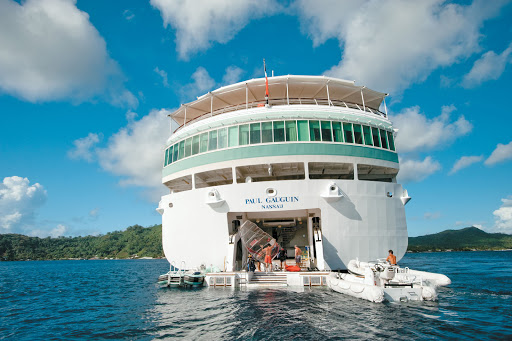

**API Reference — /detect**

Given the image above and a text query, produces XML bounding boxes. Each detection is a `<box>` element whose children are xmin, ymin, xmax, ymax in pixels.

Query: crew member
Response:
<box><xmin>294</xmin><ymin>245</ymin><xmax>302</xmax><ymax>267</ymax></box>
<box><xmin>264</xmin><ymin>244</ymin><xmax>273</xmax><ymax>272</ymax></box>
<box><xmin>386</xmin><ymin>250</ymin><xmax>397</xmax><ymax>265</ymax></box>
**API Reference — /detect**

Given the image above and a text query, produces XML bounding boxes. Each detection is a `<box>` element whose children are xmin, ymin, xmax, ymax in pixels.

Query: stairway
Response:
<box><xmin>248</xmin><ymin>272</ymin><xmax>288</xmax><ymax>287</ymax></box>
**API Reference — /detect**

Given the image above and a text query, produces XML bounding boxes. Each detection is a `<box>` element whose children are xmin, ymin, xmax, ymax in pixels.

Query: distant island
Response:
<box><xmin>1</xmin><ymin>225</ymin><xmax>511</xmax><ymax>261</ymax></box>
<box><xmin>0</xmin><ymin>224</ymin><xmax>163</xmax><ymax>261</ymax></box>
<box><xmin>408</xmin><ymin>226</ymin><xmax>512</xmax><ymax>252</ymax></box>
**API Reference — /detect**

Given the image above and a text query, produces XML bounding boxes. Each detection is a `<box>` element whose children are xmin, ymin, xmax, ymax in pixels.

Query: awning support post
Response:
<box><xmin>383</xmin><ymin>96</ymin><xmax>388</xmax><ymax>118</ymax></box>
<box><xmin>326</xmin><ymin>82</ymin><xmax>331</xmax><ymax>106</ymax></box>
<box><xmin>286</xmin><ymin>77</ymin><xmax>289</xmax><ymax>105</ymax></box>
<box><xmin>360</xmin><ymin>88</ymin><xmax>366</xmax><ymax>112</ymax></box>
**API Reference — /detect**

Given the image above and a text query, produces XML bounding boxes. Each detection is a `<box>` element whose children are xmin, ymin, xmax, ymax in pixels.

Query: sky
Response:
<box><xmin>1</xmin><ymin>0</ymin><xmax>512</xmax><ymax>238</ymax></box>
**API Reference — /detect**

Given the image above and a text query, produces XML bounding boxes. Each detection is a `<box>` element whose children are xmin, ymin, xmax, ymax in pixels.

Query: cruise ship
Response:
<box><xmin>157</xmin><ymin>75</ymin><xmax>411</xmax><ymax>275</ymax></box>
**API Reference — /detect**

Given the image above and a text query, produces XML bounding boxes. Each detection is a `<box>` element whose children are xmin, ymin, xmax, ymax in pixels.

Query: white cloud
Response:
<box><xmin>462</xmin><ymin>43</ymin><xmax>512</xmax><ymax>88</ymax></box>
<box><xmin>0</xmin><ymin>0</ymin><xmax>136</xmax><ymax>107</ymax></box>
<box><xmin>397</xmin><ymin>156</ymin><xmax>441</xmax><ymax>183</ymax></box>
<box><xmin>484</xmin><ymin>141</ymin><xmax>512</xmax><ymax>166</ymax></box>
<box><xmin>424</xmin><ymin>212</ymin><xmax>441</xmax><ymax>220</ymax></box>
<box><xmin>392</xmin><ymin>105</ymin><xmax>472</xmax><ymax>153</ymax></box>
<box><xmin>493</xmin><ymin>197</ymin><xmax>512</xmax><ymax>233</ymax></box>
<box><xmin>222</xmin><ymin>66</ymin><xmax>245</xmax><ymax>86</ymax></box>
<box><xmin>154</xmin><ymin>67</ymin><xmax>169</xmax><ymax>87</ymax></box>
<box><xmin>151</xmin><ymin>0</ymin><xmax>280</xmax><ymax>59</ymax></box>
<box><xmin>449</xmin><ymin>155</ymin><xmax>483</xmax><ymax>175</ymax></box>
<box><xmin>0</xmin><ymin>176</ymin><xmax>47</xmax><ymax>233</ymax></box>
<box><xmin>179</xmin><ymin>66</ymin><xmax>245</xmax><ymax>102</ymax></box>
<box><xmin>296</xmin><ymin>0</ymin><xmax>506</xmax><ymax>94</ymax></box>
<box><xmin>68</xmin><ymin>133</ymin><xmax>101</xmax><ymax>162</ymax></box>
<box><xmin>95</xmin><ymin>109</ymin><xmax>173</xmax><ymax>194</ymax></box>
<box><xmin>123</xmin><ymin>9</ymin><xmax>135</xmax><ymax>21</ymax></box>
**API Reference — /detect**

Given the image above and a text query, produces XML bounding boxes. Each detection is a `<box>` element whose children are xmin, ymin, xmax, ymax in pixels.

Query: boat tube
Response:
<box><xmin>328</xmin><ymin>259</ymin><xmax>450</xmax><ymax>302</ymax></box>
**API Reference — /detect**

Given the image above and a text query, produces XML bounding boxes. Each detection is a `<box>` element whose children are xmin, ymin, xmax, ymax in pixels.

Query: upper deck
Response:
<box><xmin>170</xmin><ymin>75</ymin><xmax>388</xmax><ymax>132</ymax></box>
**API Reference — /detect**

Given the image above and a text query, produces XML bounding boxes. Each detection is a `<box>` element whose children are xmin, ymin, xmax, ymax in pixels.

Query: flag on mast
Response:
<box><xmin>264</xmin><ymin>59</ymin><xmax>269</xmax><ymax>103</ymax></box>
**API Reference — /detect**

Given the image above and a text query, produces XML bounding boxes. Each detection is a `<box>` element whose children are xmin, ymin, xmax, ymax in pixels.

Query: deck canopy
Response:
<box><xmin>170</xmin><ymin>75</ymin><xmax>388</xmax><ymax>126</ymax></box>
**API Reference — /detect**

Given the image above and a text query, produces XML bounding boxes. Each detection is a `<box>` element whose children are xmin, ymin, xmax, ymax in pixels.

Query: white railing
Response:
<box><xmin>175</xmin><ymin>98</ymin><xmax>387</xmax><ymax>132</ymax></box>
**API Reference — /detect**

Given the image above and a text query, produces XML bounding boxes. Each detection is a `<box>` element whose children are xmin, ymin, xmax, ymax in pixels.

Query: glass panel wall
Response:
<box><xmin>321</xmin><ymin>121</ymin><xmax>332</xmax><ymax>142</ymax></box>
<box><xmin>273</xmin><ymin>121</ymin><xmax>285</xmax><ymax>142</ymax></box>
<box><xmin>309</xmin><ymin>120</ymin><xmax>321</xmax><ymax>141</ymax></box>
<box><xmin>285</xmin><ymin>121</ymin><xmax>297</xmax><ymax>141</ymax></box>
<box><xmin>343</xmin><ymin>123</ymin><xmax>354</xmax><ymax>143</ymax></box>
<box><xmin>297</xmin><ymin>120</ymin><xmax>309</xmax><ymax>141</ymax></box>
<box><xmin>262</xmin><ymin>122</ymin><xmax>273</xmax><ymax>143</ymax></box>
<box><xmin>250</xmin><ymin>123</ymin><xmax>261</xmax><ymax>144</ymax></box>
<box><xmin>332</xmin><ymin>122</ymin><xmax>343</xmax><ymax>142</ymax></box>
<box><xmin>239</xmin><ymin>124</ymin><xmax>249</xmax><ymax>146</ymax></box>
<box><xmin>165</xmin><ymin>119</ymin><xmax>397</xmax><ymax>166</ymax></box>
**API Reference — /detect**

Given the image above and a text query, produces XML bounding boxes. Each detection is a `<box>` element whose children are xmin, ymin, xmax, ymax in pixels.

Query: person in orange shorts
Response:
<box><xmin>386</xmin><ymin>250</ymin><xmax>397</xmax><ymax>265</ymax></box>
<box><xmin>264</xmin><ymin>244</ymin><xmax>273</xmax><ymax>272</ymax></box>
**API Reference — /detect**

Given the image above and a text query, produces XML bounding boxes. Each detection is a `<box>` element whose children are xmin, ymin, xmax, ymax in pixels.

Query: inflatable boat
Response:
<box><xmin>326</xmin><ymin>259</ymin><xmax>451</xmax><ymax>303</ymax></box>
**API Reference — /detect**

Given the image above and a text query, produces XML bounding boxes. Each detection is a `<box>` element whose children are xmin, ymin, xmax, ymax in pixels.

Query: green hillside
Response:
<box><xmin>2</xmin><ymin>225</ymin><xmax>511</xmax><ymax>261</ymax></box>
<box><xmin>0</xmin><ymin>224</ymin><xmax>163</xmax><ymax>261</ymax></box>
<box><xmin>408</xmin><ymin>226</ymin><xmax>512</xmax><ymax>252</ymax></box>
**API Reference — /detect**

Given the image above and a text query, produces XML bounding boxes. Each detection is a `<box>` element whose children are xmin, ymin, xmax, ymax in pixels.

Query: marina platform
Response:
<box><xmin>205</xmin><ymin>271</ymin><xmax>330</xmax><ymax>289</ymax></box>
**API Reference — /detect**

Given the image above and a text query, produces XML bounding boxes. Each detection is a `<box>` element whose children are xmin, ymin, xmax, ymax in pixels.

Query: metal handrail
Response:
<box><xmin>174</xmin><ymin>98</ymin><xmax>387</xmax><ymax>132</ymax></box>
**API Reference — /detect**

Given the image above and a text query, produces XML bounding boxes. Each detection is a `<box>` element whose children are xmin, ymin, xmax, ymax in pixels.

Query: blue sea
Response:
<box><xmin>1</xmin><ymin>251</ymin><xmax>511</xmax><ymax>340</ymax></box>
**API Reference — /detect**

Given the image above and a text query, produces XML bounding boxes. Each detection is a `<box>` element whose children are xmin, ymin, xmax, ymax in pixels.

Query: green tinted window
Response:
<box><xmin>208</xmin><ymin>130</ymin><xmax>218</xmax><ymax>151</ymax></box>
<box><xmin>200</xmin><ymin>133</ymin><xmax>208</xmax><ymax>153</ymax></box>
<box><xmin>239</xmin><ymin>124</ymin><xmax>249</xmax><ymax>146</ymax></box>
<box><xmin>178</xmin><ymin>141</ymin><xmax>185</xmax><ymax>160</ymax></box>
<box><xmin>192</xmin><ymin>135</ymin><xmax>200</xmax><ymax>155</ymax></box>
<box><xmin>228</xmin><ymin>126</ymin><xmax>238</xmax><ymax>147</ymax></box>
<box><xmin>218</xmin><ymin>128</ymin><xmax>227</xmax><ymax>149</ymax></box>
<box><xmin>173</xmin><ymin>143</ymin><xmax>179</xmax><ymax>161</ymax></box>
<box><xmin>285</xmin><ymin>121</ymin><xmax>297</xmax><ymax>141</ymax></box>
<box><xmin>273</xmin><ymin>121</ymin><xmax>285</xmax><ymax>142</ymax></box>
<box><xmin>321</xmin><ymin>121</ymin><xmax>332</xmax><ymax>142</ymax></box>
<box><xmin>309</xmin><ymin>120</ymin><xmax>321</xmax><ymax>141</ymax></box>
<box><xmin>387</xmin><ymin>131</ymin><xmax>395</xmax><ymax>151</ymax></box>
<box><xmin>372</xmin><ymin>127</ymin><xmax>380</xmax><ymax>147</ymax></box>
<box><xmin>380</xmin><ymin>129</ymin><xmax>388</xmax><ymax>149</ymax></box>
<box><xmin>170</xmin><ymin>146</ymin><xmax>174</xmax><ymax>164</ymax></box>
<box><xmin>184</xmin><ymin>138</ymin><xmax>192</xmax><ymax>157</ymax></box>
<box><xmin>363</xmin><ymin>126</ymin><xmax>373</xmax><ymax>146</ymax></box>
<box><xmin>343</xmin><ymin>123</ymin><xmax>354</xmax><ymax>143</ymax></box>
<box><xmin>353</xmin><ymin>124</ymin><xmax>363</xmax><ymax>144</ymax></box>
<box><xmin>250</xmin><ymin>123</ymin><xmax>261</xmax><ymax>144</ymax></box>
<box><xmin>297</xmin><ymin>120</ymin><xmax>309</xmax><ymax>141</ymax></box>
<box><xmin>332</xmin><ymin>121</ymin><xmax>343</xmax><ymax>142</ymax></box>
<box><xmin>262</xmin><ymin>122</ymin><xmax>273</xmax><ymax>143</ymax></box>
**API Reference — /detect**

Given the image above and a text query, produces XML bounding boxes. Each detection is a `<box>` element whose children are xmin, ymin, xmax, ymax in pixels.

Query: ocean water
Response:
<box><xmin>0</xmin><ymin>251</ymin><xmax>511</xmax><ymax>340</ymax></box>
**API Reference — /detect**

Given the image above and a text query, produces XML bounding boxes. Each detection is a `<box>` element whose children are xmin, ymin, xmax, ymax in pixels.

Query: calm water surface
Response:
<box><xmin>1</xmin><ymin>251</ymin><xmax>511</xmax><ymax>340</ymax></box>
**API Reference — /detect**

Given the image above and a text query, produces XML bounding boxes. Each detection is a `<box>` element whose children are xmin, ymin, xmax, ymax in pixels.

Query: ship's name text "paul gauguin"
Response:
<box><xmin>244</xmin><ymin>196</ymin><xmax>299</xmax><ymax>209</ymax></box>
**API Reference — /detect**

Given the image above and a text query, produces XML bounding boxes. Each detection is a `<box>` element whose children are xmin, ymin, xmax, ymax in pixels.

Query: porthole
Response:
<box><xmin>266</xmin><ymin>188</ymin><xmax>277</xmax><ymax>197</ymax></box>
